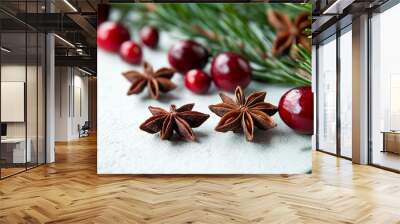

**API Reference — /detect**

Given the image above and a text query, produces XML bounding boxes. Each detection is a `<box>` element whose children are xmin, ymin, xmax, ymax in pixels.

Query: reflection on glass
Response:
<box><xmin>1</xmin><ymin>31</ymin><xmax>27</xmax><ymax>177</ymax></box>
<box><xmin>371</xmin><ymin>4</ymin><xmax>400</xmax><ymax>171</ymax></box>
<box><xmin>317</xmin><ymin>36</ymin><xmax>337</xmax><ymax>154</ymax></box>
<box><xmin>27</xmin><ymin>31</ymin><xmax>38</xmax><ymax>169</ymax></box>
<box><xmin>38</xmin><ymin>33</ymin><xmax>46</xmax><ymax>165</ymax></box>
<box><xmin>340</xmin><ymin>28</ymin><xmax>352</xmax><ymax>158</ymax></box>
<box><xmin>0</xmin><ymin>0</ymin><xmax>47</xmax><ymax>179</ymax></box>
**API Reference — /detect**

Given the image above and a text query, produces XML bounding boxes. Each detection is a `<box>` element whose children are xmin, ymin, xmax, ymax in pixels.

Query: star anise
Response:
<box><xmin>140</xmin><ymin>104</ymin><xmax>210</xmax><ymax>141</ymax></box>
<box><xmin>267</xmin><ymin>10</ymin><xmax>311</xmax><ymax>56</ymax></box>
<box><xmin>209</xmin><ymin>86</ymin><xmax>278</xmax><ymax>141</ymax></box>
<box><xmin>122</xmin><ymin>62</ymin><xmax>176</xmax><ymax>99</ymax></box>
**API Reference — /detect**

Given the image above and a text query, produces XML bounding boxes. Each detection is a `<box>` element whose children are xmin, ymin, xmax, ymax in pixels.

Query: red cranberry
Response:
<box><xmin>168</xmin><ymin>40</ymin><xmax>209</xmax><ymax>73</ymax></box>
<box><xmin>184</xmin><ymin>69</ymin><xmax>211</xmax><ymax>94</ymax></box>
<box><xmin>140</xmin><ymin>26</ymin><xmax>159</xmax><ymax>49</ymax></box>
<box><xmin>211</xmin><ymin>52</ymin><xmax>251</xmax><ymax>92</ymax></box>
<box><xmin>278</xmin><ymin>86</ymin><xmax>313</xmax><ymax>135</ymax></box>
<box><xmin>119</xmin><ymin>41</ymin><xmax>142</xmax><ymax>65</ymax></box>
<box><xmin>97</xmin><ymin>4</ymin><xmax>110</xmax><ymax>26</ymax></box>
<box><xmin>97</xmin><ymin>21</ymin><xmax>130</xmax><ymax>52</ymax></box>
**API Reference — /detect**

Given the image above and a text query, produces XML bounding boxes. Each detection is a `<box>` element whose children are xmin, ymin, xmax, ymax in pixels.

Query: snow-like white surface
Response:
<box><xmin>97</xmin><ymin>33</ymin><xmax>311</xmax><ymax>174</ymax></box>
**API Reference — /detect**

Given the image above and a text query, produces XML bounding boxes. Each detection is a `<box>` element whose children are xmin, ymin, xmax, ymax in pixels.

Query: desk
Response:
<box><xmin>382</xmin><ymin>131</ymin><xmax>400</xmax><ymax>154</ymax></box>
<box><xmin>1</xmin><ymin>138</ymin><xmax>31</xmax><ymax>163</ymax></box>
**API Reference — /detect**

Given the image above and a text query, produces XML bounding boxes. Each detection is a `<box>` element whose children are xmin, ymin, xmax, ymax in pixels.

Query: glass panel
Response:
<box><xmin>339</xmin><ymin>28</ymin><xmax>352</xmax><ymax>158</ymax></box>
<box><xmin>38</xmin><ymin>32</ymin><xmax>45</xmax><ymax>165</ymax></box>
<box><xmin>26</xmin><ymin>0</ymin><xmax>39</xmax><ymax>169</ymax></box>
<box><xmin>371</xmin><ymin>5</ymin><xmax>400</xmax><ymax>171</ymax></box>
<box><xmin>317</xmin><ymin>35</ymin><xmax>337</xmax><ymax>154</ymax></box>
<box><xmin>1</xmin><ymin>30</ymin><xmax>27</xmax><ymax>177</ymax></box>
<box><xmin>27</xmin><ymin>30</ymin><xmax>38</xmax><ymax>169</ymax></box>
<box><xmin>0</xmin><ymin>0</ymin><xmax>46</xmax><ymax>178</ymax></box>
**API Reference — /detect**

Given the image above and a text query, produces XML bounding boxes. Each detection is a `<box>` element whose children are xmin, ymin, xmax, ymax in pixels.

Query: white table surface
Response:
<box><xmin>1</xmin><ymin>137</ymin><xmax>31</xmax><ymax>163</ymax></box>
<box><xmin>1</xmin><ymin>138</ymin><xmax>26</xmax><ymax>143</ymax></box>
<box><xmin>98</xmin><ymin>32</ymin><xmax>312</xmax><ymax>174</ymax></box>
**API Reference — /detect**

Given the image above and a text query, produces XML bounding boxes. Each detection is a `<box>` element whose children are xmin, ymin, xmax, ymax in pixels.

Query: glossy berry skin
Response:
<box><xmin>140</xmin><ymin>26</ymin><xmax>159</xmax><ymax>48</ymax></box>
<box><xmin>119</xmin><ymin>41</ymin><xmax>142</xmax><ymax>65</ymax></box>
<box><xmin>97</xmin><ymin>21</ymin><xmax>130</xmax><ymax>52</ymax></box>
<box><xmin>278</xmin><ymin>86</ymin><xmax>313</xmax><ymax>135</ymax></box>
<box><xmin>210</xmin><ymin>52</ymin><xmax>252</xmax><ymax>92</ymax></box>
<box><xmin>168</xmin><ymin>40</ymin><xmax>209</xmax><ymax>73</ymax></box>
<box><xmin>184</xmin><ymin>69</ymin><xmax>211</xmax><ymax>94</ymax></box>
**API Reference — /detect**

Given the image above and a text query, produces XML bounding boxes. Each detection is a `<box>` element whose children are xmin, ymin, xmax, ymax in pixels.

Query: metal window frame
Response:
<box><xmin>315</xmin><ymin>21</ymin><xmax>353</xmax><ymax>161</ymax></box>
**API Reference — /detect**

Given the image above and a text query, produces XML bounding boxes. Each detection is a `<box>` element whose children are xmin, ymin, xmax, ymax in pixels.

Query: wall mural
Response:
<box><xmin>97</xmin><ymin>3</ymin><xmax>313</xmax><ymax>174</ymax></box>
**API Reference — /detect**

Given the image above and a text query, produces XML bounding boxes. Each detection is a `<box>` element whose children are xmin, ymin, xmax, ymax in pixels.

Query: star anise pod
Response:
<box><xmin>122</xmin><ymin>62</ymin><xmax>176</xmax><ymax>99</ymax></box>
<box><xmin>267</xmin><ymin>10</ymin><xmax>311</xmax><ymax>56</ymax></box>
<box><xmin>140</xmin><ymin>104</ymin><xmax>210</xmax><ymax>141</ymax></box>
<box><xmin>209</xmin><ymin>86</ymin><xmax>278</xmax><ymax>141</ymax></box>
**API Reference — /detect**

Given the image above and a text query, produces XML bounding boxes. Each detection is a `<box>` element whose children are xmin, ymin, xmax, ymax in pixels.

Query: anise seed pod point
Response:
<box><xmin>209</xmin><ymin>86</ymin><xmax>278</xmax><ymax>141</ymax></box>
<box><xmin>122</xmin><ymin>61</ymin><xmax>176</xmax><ymax>100</ymax></box>
<box><xmin>140</xmin><ymin>103</ymin><xmax>210</xmax><ymax>141</ymax></box>
<box><xmin>266</xmin><ymin>10</ymin><xmax>311</xmax><ymax>56</ymax></box>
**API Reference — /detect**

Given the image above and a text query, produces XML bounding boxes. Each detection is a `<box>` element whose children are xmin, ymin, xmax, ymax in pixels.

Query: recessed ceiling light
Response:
<box><xmin>322</xmin><ymin>0</ymin><xmax>354</xmax><ymax>15</ymax></box>
<box><xmin>1</xmin><ymin>47</ymin><xmax>11</xmax><ymax>53</ymax></box>
<box><xmin>78</xmin><ymin>67</ymin><xmax>93</xmax><ymax>76</ymax></box>
<box><xmin>63</xmin><ymin>0</ymin><xmax>78</xmax><ymax>12</ymax></box>
<box><xmin>54</xmin><ymin>34</ymin><xmax>75</xmax><ymax>48</ymax></box>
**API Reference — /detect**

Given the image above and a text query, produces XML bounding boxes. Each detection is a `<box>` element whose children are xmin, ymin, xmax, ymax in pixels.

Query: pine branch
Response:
<box><xmin>111</xmin><ymin>3</ymin><xmax>312</xmax><ymax>86</ymax></box>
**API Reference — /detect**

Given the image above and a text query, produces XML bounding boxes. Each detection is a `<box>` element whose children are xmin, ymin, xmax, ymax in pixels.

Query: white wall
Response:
<box><xmin>54</xmin><ymin>67</ymin><xmax>89</xmax><ymax>141</ymax></box>
<box><xmin>1</xmin><ymin>64</ymin><xmax>46</xmax><ymax>164</ymax></box>
<box><xmin>1</xmin><ymin>65</ymin><xmax>40</xmax><ymax>137</ymax></box>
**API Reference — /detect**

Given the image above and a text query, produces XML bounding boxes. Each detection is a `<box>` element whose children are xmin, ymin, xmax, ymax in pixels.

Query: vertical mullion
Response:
<box><xmin>69</xmin><ymin>69</ymin><xmax>71</xmax><ymax>118</ymax></box>
<box><xmin>44</xmin><ymin>0</ymin><xmax>48</xmax><ymax>164</ymax></box>
<box><xmin>315</xmin><ymin>44</ymin><xmax>320</xmax><ymax>151</ymax></box>
<box><xmin>73</xmin><ymin>68</ymin><xmax>75</xmax><ymax>118</ymax></box>
<box><xmin>0</xmin><ymin>17</ymin><xmax>2</xmax><ymax>179</ymax></box>
<box><xmin>336</xmin><ymin>26</ymin><xmax>341</xmax><ymax>157</ymax></box>
<box><xmin>367</xmin><ymin>11</ymin><xmax>373</xmax><ymax>165</ymax></box>
<box><xmin>25</xmin><ymin>0</ymin><xmax>28</xmax><ymax>171</ymax></box>
<box><xmin>36</xmin><ymin>0</ymin><xmax>39</xmax><ymax>167</ymax></box>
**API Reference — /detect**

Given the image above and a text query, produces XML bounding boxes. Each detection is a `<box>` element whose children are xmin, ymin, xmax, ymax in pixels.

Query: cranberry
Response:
<box><xmin>97</xmin><ymin>21</ymin><xmax>130</xmax><ymax>52</ymax></box>
<box><xmin>119</xmin><ymin>41</ymin><xmax>142</xmax><ymax>65</ymax></box>
<box><xmin>278</xmin><ymin>86</ymin><xmax>313</xmax><ymax>135</ymax></box>
<box><xmin>210</xmin><ymin>52</ymin><xmax>251</xmax><ymax>92</ymax></box>
<box><xmin>168</xmin><ymin>40</ymin><xmax>209</xmax><ymax>73</ymax></box>
<box><xmin>140</xmin><ymin>26</ymin><xmax>159</xmax><ymax>49</ymax></box>
<box><xmin>97</xmin><ymin>4</ymin><xmax>110</xmax><ymax>26</ymax></box>
<box><xmin>184</xmin><ymin>69</ymin><xmax>211</xmax><ymax>94</ymax></box>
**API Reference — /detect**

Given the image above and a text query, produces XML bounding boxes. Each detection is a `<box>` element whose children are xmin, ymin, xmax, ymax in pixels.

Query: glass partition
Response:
<box><xmin>0</xmin><ymin>1</ymin><xmax>46</xmax><ymax>179</ymax></box>
<box><xmin>1</xmin><ymin>30</ymin><xmax>28</xmax><ymax>177</ymax></box>
<box><xmin>38</xmin><ymin>32</ymin><xmax>45</xmax><ymax>165</ymax></box>
<box><xmin>27</xmin><ymin>30</ymin><xmax>38</xmax><ymax>169</ymax></box>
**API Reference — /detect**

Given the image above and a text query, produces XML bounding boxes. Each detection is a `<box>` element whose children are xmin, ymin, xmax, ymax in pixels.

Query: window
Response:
<box><xmin>370</xmin><ymin>3</ymin><xmax>400</xmax><ymax>171</ymax></box>
<box><xmin>339</xmin><ymin>27</ymin><xmax>352</xmax><ymax>158</ymax></box>
<box><xmin>317</xmin><ymin>35</ymin><xmax>337</xmax><ymax>154</ymax></box>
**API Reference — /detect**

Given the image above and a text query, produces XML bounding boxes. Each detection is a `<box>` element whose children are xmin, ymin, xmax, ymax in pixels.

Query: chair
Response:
<box><xmin>79</xmin><ymin>121</ymin><xmax>90</xmax><ymax>138</ymax></box>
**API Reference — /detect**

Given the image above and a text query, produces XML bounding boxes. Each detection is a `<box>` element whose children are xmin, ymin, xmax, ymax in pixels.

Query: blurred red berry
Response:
<box><xmin>97</xmin><ymin>21</ymin><xmax>130</xmax><ymax>52</ymax></box>
<box><xmin>119</xmin><ymin>41</ymin><xmax>142</xmax><ymax>65</ymax></box>
<box><xmin>184</xmin><ymin>69</ymin><xmax>211</xmax><ymax>94</ymax></box>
